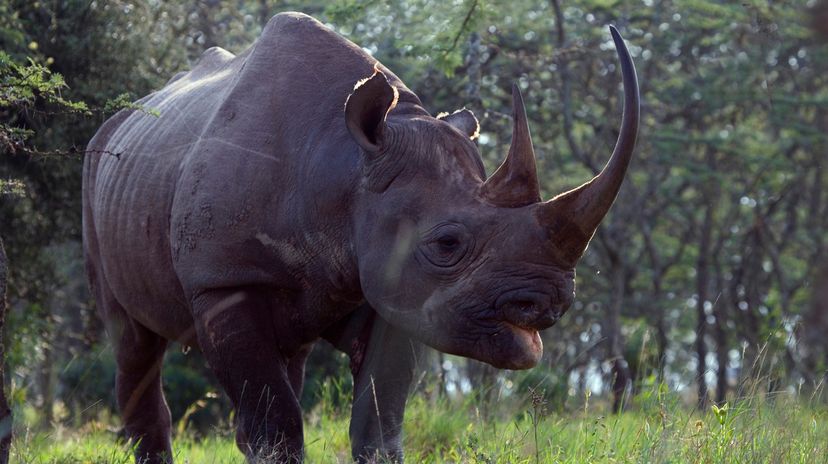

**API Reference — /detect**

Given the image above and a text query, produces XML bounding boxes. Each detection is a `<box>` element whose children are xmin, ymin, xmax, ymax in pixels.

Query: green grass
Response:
<box><xmin>9</xmin><ymin>387</ymin><xmax>828</xmax><ymax>464</ymax></box>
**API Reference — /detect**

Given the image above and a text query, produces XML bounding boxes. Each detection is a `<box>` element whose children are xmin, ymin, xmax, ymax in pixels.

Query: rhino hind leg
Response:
<box><xmin>191</xmin><ymin>289</ymin><xmax>303</xmax><ymax>463</ymax></box>
<box><xmin>116</xmin><ymin>323</ymin><xmax>172</xmax><ymax>463</ymax></box>
<box><xmin>100</xmin><ymin>295</ymin><xmax>172</xmax><ymax>463</ymax></box>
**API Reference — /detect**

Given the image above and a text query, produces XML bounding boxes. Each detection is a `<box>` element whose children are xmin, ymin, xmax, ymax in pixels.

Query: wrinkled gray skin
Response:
<box><xmin>83</xmin><ymin>12</ymin><xmax>638</xmax><ymax>464</ymax></box>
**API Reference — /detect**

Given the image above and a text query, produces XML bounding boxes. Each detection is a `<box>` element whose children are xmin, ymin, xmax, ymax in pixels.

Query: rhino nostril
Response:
<box><xmin>496</xmin><ymin>292</ymin><xmax>559</xmax><ymax>327</ymax></box>
<box><xmin>514</xmin><ymin>300</ymin><xmax>537</xmax><ymax>312</ymax></box>
<box><xmin>551</xmin><ymin>301</ymin><xmax>572</xmax><ymax>319</ymax></box>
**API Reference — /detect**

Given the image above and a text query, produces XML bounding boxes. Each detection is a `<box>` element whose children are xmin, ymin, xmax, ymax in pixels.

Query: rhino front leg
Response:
<box><xmin>191</xmin><ymin>289</ymin><xmax>303</xmax><ymax>463</ymax></box>
<box><xmin>324</xmin><ymin>305</ymin><xmax>424</xmax><ymax>463</ymax></box>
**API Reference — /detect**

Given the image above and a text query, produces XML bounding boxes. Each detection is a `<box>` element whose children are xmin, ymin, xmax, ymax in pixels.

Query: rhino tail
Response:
<box><xmin>0</xmin><ymin>238</ymin><xmax>10</xmax><ymax>464</ymax></box>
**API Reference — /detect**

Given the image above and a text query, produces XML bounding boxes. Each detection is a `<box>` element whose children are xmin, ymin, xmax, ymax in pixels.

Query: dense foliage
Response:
<box><xmin>0</xmin><ymin>0</ymin><xmax>826</xmax><ymax>453</ymax></box>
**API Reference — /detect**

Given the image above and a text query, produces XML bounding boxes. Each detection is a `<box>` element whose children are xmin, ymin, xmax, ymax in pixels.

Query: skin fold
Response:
<box><xmin>82</xmin><ymin>12</ymin><xmax>638</xmax><ymax>463</ymax></box>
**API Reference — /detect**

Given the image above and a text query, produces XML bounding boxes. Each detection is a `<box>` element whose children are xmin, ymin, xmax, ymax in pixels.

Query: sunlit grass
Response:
<box><xmin>10</xmin><ymin>386</ymin><xmax>828</xmax><ymax>464</ymax></box>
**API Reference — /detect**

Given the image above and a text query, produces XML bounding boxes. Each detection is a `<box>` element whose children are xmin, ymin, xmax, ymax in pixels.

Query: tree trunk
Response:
<box><xmin>0</xmin><ymin>238</ymin><xmax>12</xmax><ymax>464</ymax></box>
<box><xmin>653</xmin><ymin>277</ymin><xmax>668</xmax><ymax>383</ymax></box>
<box><xmin>464</xmin><ymin>31</ymin><xmax>482</xmax><ymax>113</ymax></box>
<box><xmin>38</xmin><ymin>315</ymin><xmax>53</xmax><ymax>424</ymax></box>
<box><xmin>259</xmin><ymin>0</ymin><xmax>270</xmax><ymax>29</ymax></box>
<box><xmin>466</xmin><ymin>360</ymin><xmax>497</xmax><ymax>412</ymax></box>
<box><xmin>196</xmin><ymin>1</ymin><xmax>219</xmax><ymax>49</ymax></box>
<box><xmin>713</xmin><ymin>255</ymin><xmax>728</xmax><ymax>405</ymax></box>
<box><xmin>436</xmin><ymin>351</ymin><xmax>447</xmax><ymax>398</ymax></box>
<box><xmin>695</xmin><ymin>201</ymin><xmax>712</xmax><ymax>410</ymax></box>
<box><xmin>608</xmin><ymin>264</ymin><xmax>630</xmax><ymax>413</ymax></box>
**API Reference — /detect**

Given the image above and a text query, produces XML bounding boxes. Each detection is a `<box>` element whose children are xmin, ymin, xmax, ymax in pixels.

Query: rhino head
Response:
<box><xmin>346</xmin><ymin>27</ymin><xmax>639</xmax><ymax>369</ymax></box>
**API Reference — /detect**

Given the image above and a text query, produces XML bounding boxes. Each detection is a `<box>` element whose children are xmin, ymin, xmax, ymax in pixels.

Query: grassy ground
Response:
<box><xmin>8</xmin><ymin>385</ymin><xmax>828</xmax><ymax>464</ymax></box>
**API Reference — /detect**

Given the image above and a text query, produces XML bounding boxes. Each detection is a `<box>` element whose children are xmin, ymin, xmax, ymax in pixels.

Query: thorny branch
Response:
<box><xmin>1</xmin><ymin>138</ymin><xmax>122</xmax><ymax>160</ymax></box>
<box><xmin>445</xmin><ymin>0</ymin><xmax>479</xmax><ymax>54</ymax></box>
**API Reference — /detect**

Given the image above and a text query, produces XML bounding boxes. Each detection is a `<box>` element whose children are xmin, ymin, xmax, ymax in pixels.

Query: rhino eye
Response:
<box><xmin>418</xmin><ymin>224</ymin><xmax>471</xmax><ymax>269</ymax></box>
<box><xmin>436</xmin><ymin>235</ymin><xmax>459</xmax><ymax>252</ymax></box>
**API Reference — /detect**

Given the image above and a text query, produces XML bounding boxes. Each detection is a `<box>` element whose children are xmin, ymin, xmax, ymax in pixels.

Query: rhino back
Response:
<box><xmin>84</xmin><ymin>12</ymin><xmax>400</xmax><ymax>340</ymax></box>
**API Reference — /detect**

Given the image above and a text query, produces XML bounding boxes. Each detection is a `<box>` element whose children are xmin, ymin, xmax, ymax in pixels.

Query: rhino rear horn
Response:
<box><xmin>538</xmin><ymin>25</ymin><xmax>640</xmax><ymax>264</ymax></box>
<box><xmin>480</xmin><ymin>84</ymin><xmax>541</xmax><ymax>207</ymax></box>
<box><xmin>345</xmin><ymin>67</ymin><xmax>399</xmax><ymax>153</ymax></box>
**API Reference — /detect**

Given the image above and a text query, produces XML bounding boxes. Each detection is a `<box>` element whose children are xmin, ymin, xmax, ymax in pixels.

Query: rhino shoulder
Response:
<box><xmin>195</xmin><ymin>46</ymin><xmax>235</xmax><ymax>69</ymax></box>
<box><xmin>263</xmin><ymin>11</ymin><xmax>325</xmax><ymax>34</ymax></box>
<box><xmin>188</xmin><ymin>47</ymin><xmax>235</xmax><ymax>79</ymax></box>
<box><xmin>259</xmin><ymin>11</ymin><xmax>348</xmax><ymax>51</ymax></box>
<box><xmin>155</xmin><ymin>46</ymin><xmax>236</xmax><ymax>92</ymax></box>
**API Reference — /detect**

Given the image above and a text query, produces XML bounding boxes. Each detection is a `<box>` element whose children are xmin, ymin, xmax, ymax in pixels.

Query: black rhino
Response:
<box><xmin>83</xmin><ymin>12</ymin><xmax>638</xmax><ymax>463</ymax></box>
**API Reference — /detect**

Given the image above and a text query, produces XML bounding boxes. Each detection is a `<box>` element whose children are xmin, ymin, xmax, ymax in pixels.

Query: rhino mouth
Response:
<box><xmin>470</xmin><ymin>291</ymin><xmax>569</xmax><ymax>369</ymax></box>
<box><xmin>503</xmin><ymin>321</ymin><xmax>543</xmax><ymax>353</ymax></box>
<box><xmin>416</xmin><ymin>279</ymin><xmax>571</xmax><ymax>369</ymax></box>
<box><xmin>480</xmin><ymin>320</ymin><xmax>543</xmax><ymax>370</ymax></box>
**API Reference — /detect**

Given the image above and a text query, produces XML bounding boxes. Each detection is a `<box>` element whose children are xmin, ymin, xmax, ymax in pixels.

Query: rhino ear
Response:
<box><xmin>438</xmin><ymin>108</ymin><xmax>480</xmax><ymax>140</ymax></box>
<box><xmin>345</xmin><ymin>68</ymin><xmax>399</xmax><ymax>154</ymax></box>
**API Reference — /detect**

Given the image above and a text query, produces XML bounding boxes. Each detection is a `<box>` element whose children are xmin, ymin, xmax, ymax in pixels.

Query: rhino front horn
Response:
<box><xmin>480</xmin><ymin>84</ymin><xmax>542</xmax><ymax>207</ymax></box>
<box><xmin>538</xmin><ymin>25</ymin><xmax>640</xmax><ymax>264</ymax></box>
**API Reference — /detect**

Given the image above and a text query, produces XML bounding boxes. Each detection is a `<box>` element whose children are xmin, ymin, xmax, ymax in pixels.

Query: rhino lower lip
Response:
<box><xmin>502</xmin><ymin>321</ymin><xmax>542</xmax><ymax>353</ymax></box>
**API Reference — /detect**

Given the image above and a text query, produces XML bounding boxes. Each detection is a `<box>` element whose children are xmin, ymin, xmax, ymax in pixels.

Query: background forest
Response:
<box><xmin>1</xmin><ymin>0</ymin><xmax>827</xmax><ymax>462</ymax></box>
